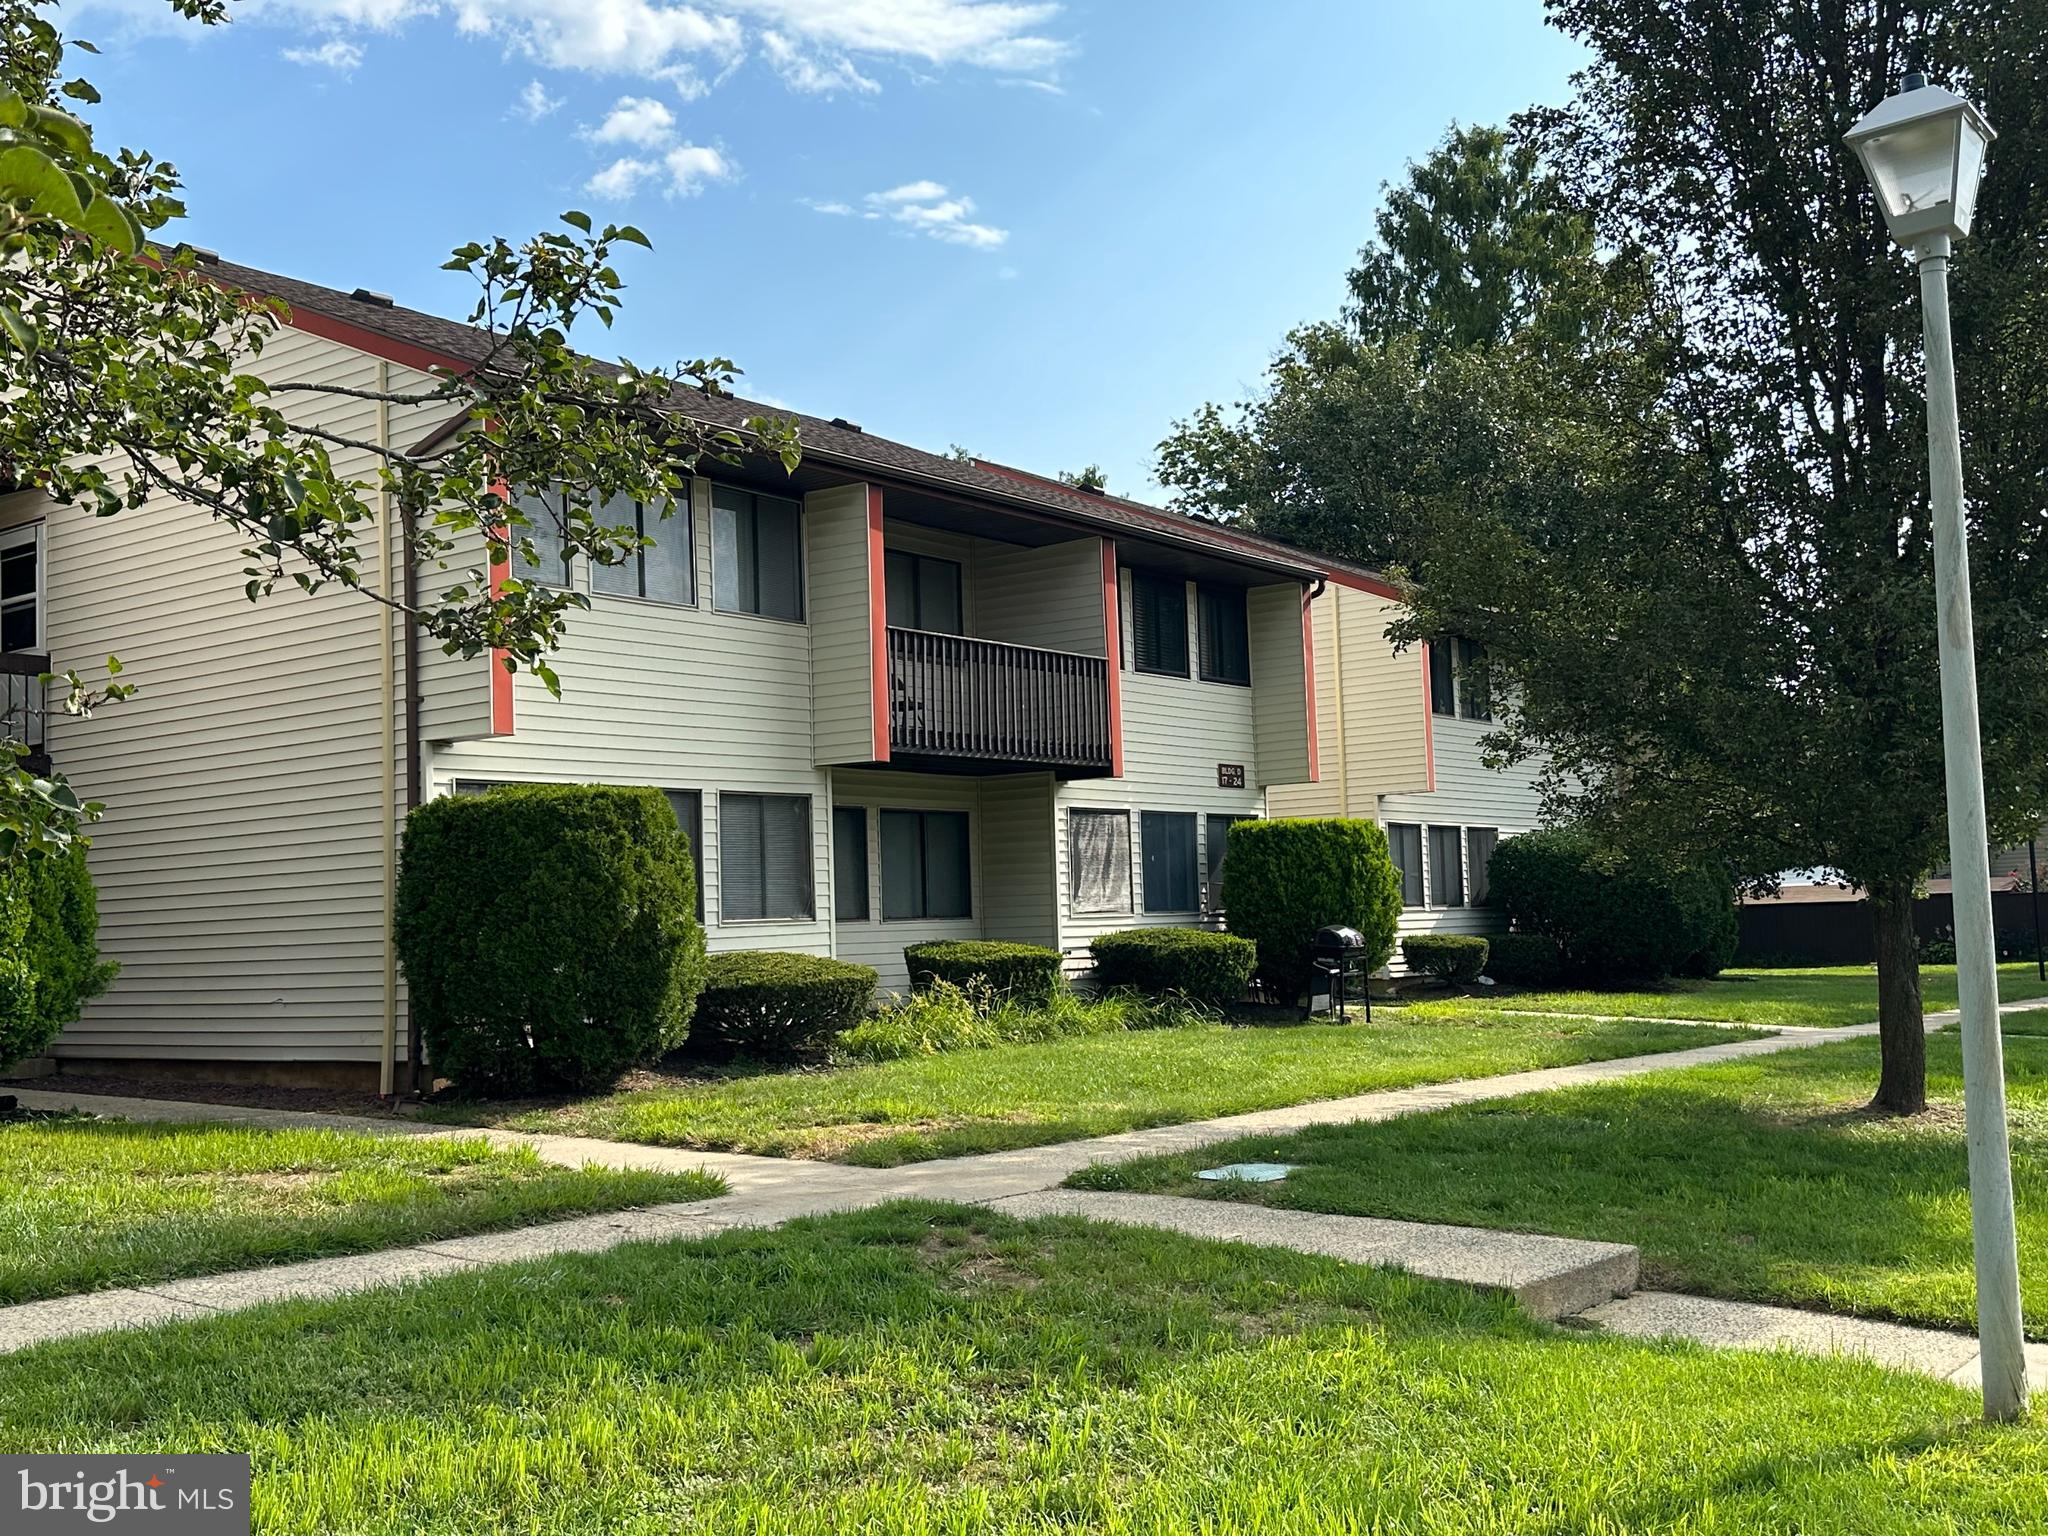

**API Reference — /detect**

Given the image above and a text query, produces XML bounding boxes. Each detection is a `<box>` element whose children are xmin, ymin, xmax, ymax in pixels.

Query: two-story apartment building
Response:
<box><xmin>1</xmin><ymin>256</ymin><xmax>1342</xmax><ymax>1092</ymax></box>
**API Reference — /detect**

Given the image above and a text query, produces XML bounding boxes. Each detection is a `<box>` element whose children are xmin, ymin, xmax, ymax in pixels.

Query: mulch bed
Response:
<box><xmin>0</xmin><ymin>1074</ymin><xmax>398</xmax><ymax>1119</ymax></box>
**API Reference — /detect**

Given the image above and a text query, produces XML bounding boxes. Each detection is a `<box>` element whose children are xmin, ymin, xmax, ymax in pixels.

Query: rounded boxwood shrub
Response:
<box><xmin>1488</xmin><ymin>829</ymin><xmax>1737</xmax><ymax>983</ymax></box>
<box><xmin>1400</xmin><ymin>934</ymin><xmax>1490</xmax><ymax>985</ymax></box>
<box><xmin>0</xmin><ymin>845</ymin><xmax>118</xmax><ymax>1066</ymax></box>
<box><xmin>1484</xmin><ymin>931</ymin><xmax>1565</xmax><ymax>987</ymax></box>
<box><xmin>1088</xmin><ymin>927</ymin><xmax>1256</xmax><ymax>1007</ymax></box>
<box><xmin>905</xmin><ymin>940</ymin><xmax>1062</xmax><ymax>1007</ymax></box>
<box><xmin>395</xmin><ymin>784</ymin><xmax>705</xmax><ymax>1094</ymax></box>
<box><xmin>688</xmin><ymin>950</ymin><xmax>878</xmax><ymax>1058</ymax></box>
<box><xmin>1220</xmin><ymin>818</ymin><xmax>1401</xmax><ymax>1003</ymax></box>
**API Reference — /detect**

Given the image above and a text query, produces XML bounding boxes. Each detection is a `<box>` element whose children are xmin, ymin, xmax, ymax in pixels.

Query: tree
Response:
<box><xmin>0</xmin><ymin>0</ymin><xmax>798</xmax><ymax>857</ymax></box>
<box><xmin>1058</xmin><ymin>463</ymin><xmax>1109</xmax><ymax>493</ymax></box>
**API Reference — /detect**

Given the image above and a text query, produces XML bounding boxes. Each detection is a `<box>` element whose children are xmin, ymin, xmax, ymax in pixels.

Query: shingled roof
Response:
<box><xmin>202</xmin><ymin>252</ymin><xmax>1397</xmax><ymax>592</ymax></box>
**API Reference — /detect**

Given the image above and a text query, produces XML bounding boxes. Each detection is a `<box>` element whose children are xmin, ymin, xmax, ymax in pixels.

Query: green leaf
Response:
<box><xmin>614</xmin><ymin>224</ymin><xmax>652</xmax><ymax>249</ymax></box>
<box><xmin>61</xmin><ymin>79</ymin><xmax>103</xmax><ymax>105</ymax></box>
<box><xmin>560</xmin><ymin>209</ymin><xmax>593</xmax><ymax>233</ymax></box>
<box><xmin>0</xmin><ymin>144</ymin><xmax>84</xmax><ymax>227</ymax></box>
<box><xmin>0</xmin><ymin>303</ymin><xmax>38</xmax><ymax>355</ymax></box>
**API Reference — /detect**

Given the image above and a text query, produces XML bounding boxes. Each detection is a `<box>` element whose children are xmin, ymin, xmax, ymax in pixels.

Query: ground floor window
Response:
<box><xmin>1142</xmin><ymin>811</ymin><xmax>1199</xmax><ymax>913</ymax></box>
<box><xmin>1466</xmin><ymin>826</ymin><xmax>1499</xmax><ymax>904</ymax></box>
<box><xmin>1205</xmin><ymin>813</ymin><xmax>1253</xmax><ymax>910</ymax></box>
<box><xmin>881</xmin><ymin>808</ymin><xmax>971</xmax><ymax>920</ymax></box>
<box><xmin>720</xmin><ymin>793</ymin><xmax>813</xmax><ymax>921</ymax></box>
<box><xmin>1428</xmin><ymin>825</ymin><xmax>1465</xmax><ymax>907</ymax></box>
<box><xmin>833</xmin><ymin>805</ymin><xmax>870</xmax><ymax>921</ymax></box>
<box><xmin>665</xmin><ymin>790</ymin><xmax>705</xmax><ymax>920</ymax></box>
<box><xmin>1070</xmin><ymin>809</ymin><xmax>1132</xmax><ymax>913</ymax></box>
<box><xmin>1387</xmin><ymin>822</ymin><xmax>1424</xmax><ymax>908</ymax></box>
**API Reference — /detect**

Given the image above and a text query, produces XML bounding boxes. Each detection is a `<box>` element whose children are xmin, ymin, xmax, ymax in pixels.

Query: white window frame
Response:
<box><xmin>589</xmin><ymin>492</ymin><xmax>696</xmax><ymax>608</ymax></box>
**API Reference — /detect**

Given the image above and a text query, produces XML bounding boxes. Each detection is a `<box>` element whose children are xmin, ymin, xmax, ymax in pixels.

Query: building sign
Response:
<box><xmin>1217</xmin><ymin>763</ymin><xmax>1246</xmax><ymax>789</ymax></box>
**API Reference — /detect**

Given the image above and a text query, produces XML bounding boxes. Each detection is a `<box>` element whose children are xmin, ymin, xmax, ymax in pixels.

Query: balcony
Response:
<box><xmin>887</xmin><ymin>627</ymin><xmax>1111</xmax><ymax>774</ymax></box>
<box><xmin>1</xmin><ymin>650</ymin><xmax>48</xmax><ymax>775</ymax></box>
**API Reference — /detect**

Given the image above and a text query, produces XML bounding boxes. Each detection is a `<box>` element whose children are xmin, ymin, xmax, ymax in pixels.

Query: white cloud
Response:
<box><xmin>513</xmin><ymin>78</ymin><xmax>564</xmax><ymax>119</ymax></box>
<box><xmin>281</xmin><ymin>37</ymin><xmax>364</xmax><ymax>69</ymax></box>
<box><xmin>759</xmin><ymin>29</ymin><xmax>878</xmax><ymax>94</ymax></box>
<box><xmin>815</xmin><ymin>180</ymin><xmax>1008</xmax><ymax>250</ymax></box>
<box><xmin>585</xmin><ymin>157</ymin><xmax>658</xmax><ymax>199</ymax></box>
<box><xmin>868</xmin><ymin>179</ymin><xmax>949</xmax><ymax>206</ymax></box>
<box><xmin>584</xmin><ymin>94</ymin><xmax>677</xmax><ymax>147</ymax></box>
<box><xmin>586</xmin><ymin>142</ymin><xmax>735</xmax><ymax>200</ymax></box>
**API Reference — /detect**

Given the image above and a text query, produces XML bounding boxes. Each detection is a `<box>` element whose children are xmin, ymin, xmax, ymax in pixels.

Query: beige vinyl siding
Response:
<box><xmin>1270</xmin><ymin>583</ymin><xmax>1431</xmax><ymax>818</ymax></box>
<box><xmin>975</xmin><ymin>537</ymin><xmax>1106</xmax><ymax>656</ymax></box>
<box><xmin>430</xmin><ymin>476</ymin><xmax>834</xmax><ymax>960</ymax></box>
<box><xmin>1246</xmin><ymin>581</ymin><xmax>1311</xmax><ymax>787</ymax></box>
<box><xmin>807</xmin><ymin>483</ymin><xmax>875</xmax><ymax>766</ymax></box>
<box><xmin>828</xmin><ymin>768</ymin><xmax>986</xmax><ymax>990</ymax></box>
<box><xmin>977</xmin><ymin>773</ymin><xmax>1059</xmax><ymax>949</ymax></box>
<box><xmin>9</xmin><ymin>323</ymin><xmax>450</xmax><ymax>1063</ymax></box>
<box><xmin>415</xmin><ymin>522</ymin><xmax>495</xmax><ymax>743</ymax></box>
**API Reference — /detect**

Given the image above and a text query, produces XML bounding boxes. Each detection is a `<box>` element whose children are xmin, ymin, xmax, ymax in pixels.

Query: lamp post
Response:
<box><xmin>1847</xmin><ymin>75</ymin><xmax>2024</xmax><ymax>1422</ymax></box>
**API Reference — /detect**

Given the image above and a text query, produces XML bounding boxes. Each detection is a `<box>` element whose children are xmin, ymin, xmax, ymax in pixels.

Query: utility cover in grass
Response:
<box><xmin>1196</xmin><ymin>1162</ymin><xmax>1296</xmax><ymax>1183</ymax></box>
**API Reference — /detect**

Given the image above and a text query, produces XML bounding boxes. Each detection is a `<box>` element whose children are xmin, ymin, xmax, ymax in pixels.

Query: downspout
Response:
<box><xmin>401</xmin><ymin>495</ymin><xmax>424</xmax><ymax>1092</ymax></box>
<box><xmin>1328</xmin><ymin>584</ymin><xmax>1348</xmax><ymax>816</ymax></box>
<box><xmin>376</xmin><ymin>366</ymin><xmax>399</xmax><ymax>1099</ymax></box>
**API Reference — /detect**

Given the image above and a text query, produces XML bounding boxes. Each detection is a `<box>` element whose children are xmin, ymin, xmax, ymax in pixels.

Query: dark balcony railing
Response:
<box><xmin>1</xmin><ymin>650</ymin><xmax>49</xmax><ymax>770</ymax></box>
<box><xmin>888</xmin><ymin>627</ymin><xmax>1111</xmax><ymax>771</ymax></box>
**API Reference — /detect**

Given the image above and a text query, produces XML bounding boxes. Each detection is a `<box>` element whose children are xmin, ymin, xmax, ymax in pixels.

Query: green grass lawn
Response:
<box><xmin>425</xmin><ymin>1013</ymin><xmax>1760</xmax><ymax>1166</ymax></box>
<box><xmin>1418</xmin><ymin>961</ymin><xmax>2048</xmax><ymax>1029</ymax></box>
<box><xmin>0</xmin><ymin>1203</ymin><xmax>2040</xmax><ymax>1532</ymax></box>
<box><xmin>0</xmin><ymin>1118</ymin><xmax>721</xmax><ymax>1304</ymax></box>
<box><xmin>1080</xmin><ymin>1030</ymin><xmax>2048</xmax><ymax>1337</ymax></box>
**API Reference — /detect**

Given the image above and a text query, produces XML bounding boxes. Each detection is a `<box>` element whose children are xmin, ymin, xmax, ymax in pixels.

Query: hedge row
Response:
<box><xmin>1088</xmin><ymin>927</ymin><xmax>1257</xmax><ymax>1006</ymax></box>
<box><xmin>690</xmin><ymin>951</ymin><xmax>877</xmax><ymax>1057</ymax></box>
<box><xmin>1400</xmin><ymin>934</ymin><xmax>1488</xmax><ymax>984</ymax></box>
<box><xmin>905</xmin><ymin>940</ymin><xmax>1062</xmax><ymax>1006</ymax></box>
<box><xmin>1488</xmin><ymin>829</ymin><xmax>1736</xmax><ymax>983</ymax></box>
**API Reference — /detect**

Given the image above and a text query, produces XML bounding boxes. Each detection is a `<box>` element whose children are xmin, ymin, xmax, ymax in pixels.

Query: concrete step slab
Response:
<box><xmin>992</xmin><ymin>1190</ymin><xmax>1638</xmax><ymax>1322</ymax></box>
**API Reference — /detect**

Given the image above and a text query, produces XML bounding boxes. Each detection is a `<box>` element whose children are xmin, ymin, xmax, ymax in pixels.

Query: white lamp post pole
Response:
<box><xmin>1848</xmin><ymin>74</ymin><xmax>2025</xmax><ymax>1422</ymax></box>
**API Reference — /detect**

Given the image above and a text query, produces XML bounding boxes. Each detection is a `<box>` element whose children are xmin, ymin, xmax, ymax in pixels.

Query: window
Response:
<box><xmin>712</xmin><ymin>485</ymin><xmax>804</xmax><ymax>621</ymax></box>
<box><xmin>1141</xmin><ymin>811</ymin><xmax>1199</xmax><ymax>913</ymax></box>
<box><xmin>885</xmin><ymin>550</ymin><xmax>963</xmax><ymax>634</ymax></box>
<box><xmin>1070</xmin><ymin>809</ymin><xmax>1132</xmax><ymax>913</ymax></box>
<box><xmin>719</xmin><ymin>793</ymin><xmax>813</xmax><ymax>920</ymax></box>
<box><xmin>590</xmin><ymin>493</ymin><xmax>693</xmax><ymax>606</ymax></box>
<box><xmin>1467</xmin><ymin>826</ymin><xmax>1499</xmax><ymax>905</ymax></box>
<box><xmin>1456</xmin><ymin>638</ymin><xmax>1493</xmax><ymax>722</ymax></box>
<box><xmin>1196</xmin><ymin>585</ymin><xmax>1250</xmax><ymax>685</ymax></box>
<box><xmin>833</xmin><ymin>806</ymin><xmax>869</xmax><ymax>922</ymax></box>
<box><xmin>666</xmin><ymin>790</ymin><xmax>705</xmax><ymax>921</ymax></box>
<box><xmin>0</xmin><ymin>526</ymin><xmax>38</xmax><ymax>653</ymax></box>
<box><xmin>881</xmin><ymin>809</ymin><xmax>971</xmax><ymax>920</ymax></box>
<box><xmin>512</xmin><ymin>491</ymin><xmax>572</xmax><ymax>588</ymax></box>
<box><xmin>452</xmin><ymin>779</ymin><xmax>511</xmax><ymax>795</ymax></box>
<box><xmin>1206</xmin><ymin>813</ymin><xmax>1253</xmax><ymax>909</ymax></box>
<box><xmin>1429</xmin><ymin>641</ymin><xmax>1455</xmax><ymax>717</ymax></box>
<box><xmin>1387</xmin><ymin>822</ymin><xmax>1423</xmax><ymax>908</ymax></box>
<box><xmin>1428</xmin><ymin>825</ymin><xmax>1465</xmax><ymax>907</ymax></box>
<box><xmin>1129</xmin><ymin>570</ymin><xmax>1188</xmax><ymax>677</ymax></box>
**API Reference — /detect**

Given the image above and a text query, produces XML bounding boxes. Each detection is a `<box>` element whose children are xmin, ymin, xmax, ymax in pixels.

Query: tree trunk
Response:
<box><xmin>1870</xmin><ymin>879</ymin><xmax>1927</xmax><ymax>1114</ymax></box>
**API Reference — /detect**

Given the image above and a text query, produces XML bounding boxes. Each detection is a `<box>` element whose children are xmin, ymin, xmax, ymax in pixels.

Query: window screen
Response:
<box><xmin>1069</xmin><ymin>809</ymin><xmax>1132</xmax><ymax>913</ymax></box>
<box><xmin>1130</xmin><ymin>570</ymin><xmax>1189</xmax><ymax>677</ymax></box>
<box><xmin>1141</xmin><ymin>811</ymin><xmax>1199</xmax><ymax>913</ymax></box>
<box><xmin>1456</xmin><ymin>638</ymin><xmax>1493</xmax><ymax>721</ymax></box>
<box><xmin>712</xmin><ymin>485</ymin><xmax>804</xmax><ymax>620</ymax></box>
<box><xmin>833</xmin><ymin>806</ymin><xmax>869</xmax><ymax>921</ymax></box>
<box><xmin>591</xmin><ymin>493</ymin><xmax>693</xmax><ymax>605</ymax></box>
<box><xmin>884</xmin><ymin>550</ymin><xmax>964</xmax><ymax>633</ymax></box>
<box><xmin>1206</xmin><ymin>813</ymin><xmax>1252</xmax><ymax>909</ymax></box>
<box><xmin>0</xmin><ymin>527</ymin><xmax>37</xmax><ymax>653</ymax></box>
<box><xmin>1466</xmin><ymin>826</ymin><xmax>1499</xmax><ymax>904</ymax></box>
<box><xmin>512</xmin><ymin>490</ymin><xmax>571</xmax><ymax>589</ymax></box>
<box><xmin>719</xmin><ymin>793</ymin><xmax>813</xmax><ymax>920</ymax></box>
<box><xmin>1387</xmin><ymin>822</ymin><xmax>1424</xmax><ymax>907</ymax></box>
<box><xmin>1197</xmin><ymin>586</ymin><xmax>1250</xmax><ymax>685</ymax></box>
<box><xmin>1428</xmin><ymin>825</ymin><xmax>1465</xmax><ymax>907</ymax></box>
<box><xmin>1428</xmin><ymin>641</ymin><xmax>1455</xmax><ymax>717</ymax></box>
<box><xmin>880</xmin><ymin>809</ymin><xmax>971</xmax><ymax>920</ymax></box>
<box><xmin>666</xmin><ymin>789</ymin><xmax>705</xmax><ymax>921</ymax></box>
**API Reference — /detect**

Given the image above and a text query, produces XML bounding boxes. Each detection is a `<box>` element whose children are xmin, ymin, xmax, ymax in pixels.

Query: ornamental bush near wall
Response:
<box><xmin>394</xmin><ymin>784</ymin><xmax>705</xmax><ymax>1094</ymax></box>
<box><xmin>1484</xmin><ymin>932</ymin><xmax>1566</xmax><ymax>987</ymax></box>
<box><xmin>1088</xmin><ymin>927</ymin><xmax>1257</xmax><ymax>1007</ymax></box>
<box><xmin>688</xmin><ymin>951</ymin><xmax>878</xmax><ymax>1058</ymax></box>
<box><xmin>0</xmin><ymin>843</ymin><xmax>118</xmax><ymax>1066</ymax></box>
<box><xmin>904</xmin><ymin>940</ymin><xmax>1063</xmax><ymax>1007</ymax></box>
<box><xmin>1219</xmin><ymin>818</ymin><xmax>1402</xmax><ymax>1003</ymax></box>
<box><xmin>1399</xmin><ymin>934</ymin><xmax>1490</xmax><ymax>985</ymax></box>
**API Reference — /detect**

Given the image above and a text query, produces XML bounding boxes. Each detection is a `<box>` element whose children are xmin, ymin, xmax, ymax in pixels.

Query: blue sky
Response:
<box><xmin>66</xmin><ymin>0</ymin><xmax>1586</xmax><ymax>501</ymax></box>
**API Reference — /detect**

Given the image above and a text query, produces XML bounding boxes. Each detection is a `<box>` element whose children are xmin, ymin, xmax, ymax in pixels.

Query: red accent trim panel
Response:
<box><xmin>487</xmin><ymin>478</ymin><xmax>514</xmax><ymax>736</ymax></box>
<box><xmin>277</xmin><ymin>304</ymin><xmax>470</xmax><ymax>379</ymax></box>
<box><xmin>1102</xmin><ymin>539</ymin><xmax>1124</xmax><ymax>778</ymax></box>
<box><xmin>1419</xmin><ymin>642</ymin><xmax>1437</xmax><ymax>792</ymax></box>
<box><xmin>1301</xmin><ymin>586</ymin><xmax>1320</xmax><ymax>784</ymax></box>
<box><xmin>1321</xmin><ymin>567</ymin><xmax>1405</xmax><ymax>602</ymax></box>
<box><xmin>867</xmin><ymin>486</ymin><xmax>891</xmax><ymax>762</ymax></box>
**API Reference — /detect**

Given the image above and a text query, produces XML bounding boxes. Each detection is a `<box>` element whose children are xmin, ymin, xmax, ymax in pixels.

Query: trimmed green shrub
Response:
<box><xmin>0</xmin><ymin>845</ymin><xmax>117</xmax><ymax>1066</ymax></box>
<box><xmin>1484</xmin><ymin>932</ymin><xmax>1566</xmax><ymax>987</ymax></box>
<box><xmin>1400</xmin><ymin>934</ymin><xmax>1490</xmax><ymax>984</ymax></box>
<box><xmin>689</xmin><ymin>950</ymin><xmax>877</xmax><ymax>1058</ymax></box>
<box><xmin>905</xmin><ymin>940</ymin><xmax>1062</xmax><ymax>1007</ymax></box>
<box><xmin>1219</xmin><ymin>818</ymin><xmax>1401</xmax><ymax>1002</ymax></box>
<box><xmin>395</xmin><ymin>784</ymin><xmax>705</xmax><ymax>1094</ymax></box>
<box><xmin>1088</xmin><ymin>927</ymin><xmax>1257</xmax><ymax>1007</ymax></box>
<box><xmin>1488</xmin><ymin>829</ymin><xmax>1738</xmax><ymax>983</ymax></box>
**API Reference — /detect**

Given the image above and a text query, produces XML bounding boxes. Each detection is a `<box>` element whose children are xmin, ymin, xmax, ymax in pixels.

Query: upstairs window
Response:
<box><xmin>885</xmin><ymin>550</ymin><xmax>963</xmax><ymax>634</ymax></box>
<box><xmin>0</xmin><ymin>525</ymin><xmax>39</xmax><ymax>652</ymax></box>
<box><xmin>1430</xmin><ymin>636</ymin><xmax>1493</xmax><ymax>721</ymax></box>
<box><xmin>511</xmin><ymin>491</ymin><xmax>572</xmax><ymax>589</ymax></box>
<box><xmin>591</xmin><ymin>493</ymin><xmax>694</xmax><ymax>606</ymax></box>
<box><xmin>1429</xmin><ymin>641</ymin><xmax>1455</xmax><ymax>717</ymax></box>
<box><xmin>1196</xmin><ymin>585</ymin><xmax>1250</xmax><ymax>685</ymax></box>
<box><xmin>1129</xmin><ymin>570</ymin><xmax>1188</xmax><ymax>677</ymax></box>
<box><xmin>712</xmin><ymin>486</ymin><xmax>804</xmax><ymax>621</ymax></box>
